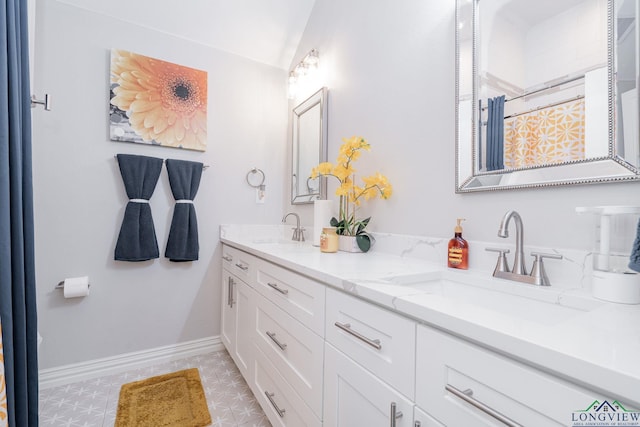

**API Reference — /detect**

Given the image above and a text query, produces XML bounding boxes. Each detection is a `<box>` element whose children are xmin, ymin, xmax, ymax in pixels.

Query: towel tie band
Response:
<box><xmin>129</xmin><ymin>199</ymin><xmax>150</xmax><ymax>204</ymax></box>
<box><xmin>175</xmin><ymin>200</ymin><xmax>194</xmax><ymax>204</ymax></box>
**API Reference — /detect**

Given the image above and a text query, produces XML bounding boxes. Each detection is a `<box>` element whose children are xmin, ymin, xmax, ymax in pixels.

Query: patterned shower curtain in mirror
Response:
<box><xmin>0</xmin><ymin>0</ymin><xmax>40</xmax><ymax>426</ymax></box>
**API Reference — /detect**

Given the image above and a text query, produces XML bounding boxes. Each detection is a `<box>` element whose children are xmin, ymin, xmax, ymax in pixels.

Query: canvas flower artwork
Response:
<box><xmin>109</xmin><ymin>49</ymin><xmax>208</xmax><ymax>151</ymax></box>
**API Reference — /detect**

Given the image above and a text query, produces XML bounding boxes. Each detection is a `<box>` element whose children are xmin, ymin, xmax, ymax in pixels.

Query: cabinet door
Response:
<box><xmin>221</xmin><ymin>270</ymin><xmax>237</xmax><ymax>352</ymax></box>
<box><xmin>234</xmin><ymin>278</ymin><xmax>255</xmax><ymax>379</ymax></box>
<box><xmin>416</xmin><ymin>325</ymin><xmax>597</xmax><ymax>427</ymax></box>
<box><xmin>253</xmin><ymin>345</ymin><xmax>322</xmax><ymax>427</ymax></box>
<box><xmin>323</xmin><ymin>343</ymin><xmax>413</xmax><ymax>427</ymax></box>
<box><xmin>325</xmin><ymin>288</ymin><xmax>416</xmax><ymax>399</ymax></box>
<box><xmin>413</xmin><ymin>406</ymin><xmax>444</xmax><ymax>427</ymax></box>
<box><xmin>254</xmin><ymin>293</ymin><xmax>324</xmax><ymax>418</ymax></box>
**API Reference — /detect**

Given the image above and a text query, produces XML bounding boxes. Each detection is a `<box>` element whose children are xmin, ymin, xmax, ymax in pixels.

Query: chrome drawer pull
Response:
<box><xmin>390</xmin><ymin>402</ymin><xmax>403</xmax><ymax>427</ymax></box>
<box><xmin>222</xmin><ymin>255</ymin><xmax>233</xmax><ymax>262</ymax></box>
<box><xmin>266</xmin><ymin>331</ymin><xmax>287</xmax><ymax>351</ymax></box>
<box><xmin>414</xmin><ymin>421</ymin><xmax>421</xmax><ymax>427</ymax></box>
<box><xmin>265</xmin><ymin>391</ymin><xmax>286</xmax><ymax>418</ymax></box>
<box><xmin>235</xmin><ymin>263</ymin><xmax>248</xmax><ymax>271</ymax></box>
<box><xmin>334</xmin><ymin>322</ymin><xmax>382</xmax><ymax>350</ymax></box>
<box><xmin>445</xmin><ymin>384</ymin><xmax>522</xmax><ymax>427</ymax></box>
<box><xmin>267</xmin><ymin>281</ymin><xmax>289</xmax><ymax>295</ymax></box>
<box><xmin>228</xmin><ymin>277</ymin><xmax>235</xmax><ymax>308</ymax></box>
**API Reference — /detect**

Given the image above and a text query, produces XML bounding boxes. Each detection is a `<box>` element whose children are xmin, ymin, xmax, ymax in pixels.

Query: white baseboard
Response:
<box><xmin>39</xmin><ymin>335</ymin><xmax>224</xmax><ymax>389</ymax></box>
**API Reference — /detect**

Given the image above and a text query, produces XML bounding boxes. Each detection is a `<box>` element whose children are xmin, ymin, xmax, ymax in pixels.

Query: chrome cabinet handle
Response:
<box><xmin>334</xmin><ymin>322</ymin><xmax>382</xmax><ymax>350</ymax></box>
<box><xmin>227</xmin><ymin>277</ymin><xmax>235</xmax><ymax>308</ymax></box>
<box><xmin>265</xmin><ymin>391</ymin><xmax>286</xmax><ymax>418</ymax></box>
<box><xmin>266</xmin><ymin>331</ymin><xmax>287</xmax><ymax>351</ymax></box>
<box><xmin>235</xmin><ymin>263</ymin><xmax>248</xmax><ymax>271</ymax></box>
<box><xmin>414</xmin><ymin>421</ymin><xmax>421</xmax><ymax>427</ymax></box>
<box><xmin>267</xmin><ymin>282</ymin><xmax>289</xmax><ymax>295</ymax></box>
<box><xmin>222</xmin><ymin>255</ymin><xmax>233</xmax><ymax>262</ymax></box>
<box><xmin>390</xmin><ymin>402</ymin><xmax>403</xmax><ymax>427</ymax></box>
<box><xmin>446</xmin><ymin>384</ymin><xmax>522</xmax><ymax>427</ymax></box>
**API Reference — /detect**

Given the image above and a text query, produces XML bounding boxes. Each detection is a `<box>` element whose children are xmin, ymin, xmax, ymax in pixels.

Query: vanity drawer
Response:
<box><xmin>254</xmin><ymin>258</ymin><xmax>325</xmax><ymax>336</ymax></box>
<box><xmin>416</xmin><ymin>325</ymin><xmax>599</xmax><ymax>426</ymax></box>
<box><xmin>254</xmin><ymin>292</ymin><xmax>324</xmax><ymax>418</ymax></box>
<box><xmin>253</xmin><ymin>345</ymin><xmax>322</xmax><ymax>427</ymax></box>
<box><xmin>222</xmin><ymin>245</ymin><xmax>256</xmax><ymax>282</ymax></box>
<box><xmin>325</xmin><ymin>288</ymin><xmax>416</xmax><ymax>399</ymax></box>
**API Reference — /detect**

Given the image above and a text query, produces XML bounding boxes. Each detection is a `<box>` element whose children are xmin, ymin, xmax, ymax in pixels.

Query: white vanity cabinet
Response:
<box><xmin>221</xmin><ymin>244</ymin><xmax>255</xmax><ymax>282</ymax></box>
<box><xmin>323</xmin><ymin>343</ymin><xmax>414</xmax><ymax>427</ymax></box>
<box><xmin>220</xmin><ymin>269</ymin><xmax>256</xmax><ymax>378</ymax></box>
<box><xmin>253</xmin><ymin>345</ymin><xmax>322</xmax><ymax>427</ymax></box>
<box><xmin>253</xmin><ymin>289</ymin><xmax>324</xmax><ymax>418</ymax></box>
<box><xmin>416</xmin><ymin>325</ymin><xmax>599</xmax><ymax>426</ymax></box>
<box><xmin>221</xmin><ymin>244</ymin><xmax>325</xmax><ymax>426</ymax></box>
<box><xmin>413</xmin><ymin>406</ymin><xmax>445</xmax><ymax>427</ymax></box>
<box><xmin>221</xmin><ymin>241</ymin><xmax>636</xmax><ymax>427</ymax></box>
<box><xmin>325</xmin><ymin>288</ymin><xmax>416</xmax><ymax>399</ymax></box>
<box><xmin>323</xmin><ymin>288</ymin><xmax>417</xmax><ymax>427</ymax></box>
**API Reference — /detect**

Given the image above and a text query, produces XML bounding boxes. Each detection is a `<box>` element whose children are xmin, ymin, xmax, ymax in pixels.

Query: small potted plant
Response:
<box><xmin>310</xmin><ymin>136</ymin><xmax>392</xmax><ymax>252</ymax></box>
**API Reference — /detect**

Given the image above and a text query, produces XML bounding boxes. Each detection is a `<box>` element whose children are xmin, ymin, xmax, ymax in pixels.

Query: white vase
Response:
<box><xmin>338</xmin><ymin>235</ymin><xmax>362</xmax><ymax>253</ymax></box>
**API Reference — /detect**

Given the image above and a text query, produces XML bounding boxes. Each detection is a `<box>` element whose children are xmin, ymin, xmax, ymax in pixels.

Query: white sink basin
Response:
<box><xmin>249</xmin><ymin>238</ymin><xmax>317</xmax><ymax>253</ymax></box>
<box><xmin>382</xmin><ymin>271</ymin><xmax>604</xmax><ymax>326</ymax></box>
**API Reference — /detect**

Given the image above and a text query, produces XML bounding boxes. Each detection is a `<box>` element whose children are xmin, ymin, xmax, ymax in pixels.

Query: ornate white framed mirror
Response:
<box><xmin>291</xmin><ymin>87</ymin><xmax>328</xmax><ymax>204</ymax></box>
<box><xmin>456</xmin><ymin>0</ymin><xmax>639</xmax><ymax>192</ymax></box>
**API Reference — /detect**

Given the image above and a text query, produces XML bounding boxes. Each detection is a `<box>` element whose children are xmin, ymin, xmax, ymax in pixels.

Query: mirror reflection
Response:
<box><xmin>456</xmin><ymin>0</ymin><xmax>640</xmax><ymax>191</ymax></box>
<box><xmin>291</xmin><ymin>87</ymin><xmax>328</xmax><ymax>204</ymax></box>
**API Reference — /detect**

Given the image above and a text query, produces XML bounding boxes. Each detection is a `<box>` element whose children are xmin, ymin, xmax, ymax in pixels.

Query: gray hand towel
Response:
<box><xmin>114</xmin><ymin>154</ymin><xmax>163</xmax><ymax>261</ymax></box>
<box><xmin>487</xmin><ymin>95</ymin><xmax>505</xmax><ymax>171</ymax></box>
<box><xmin>629</xmin><ymin>219</ymin><xmax>640</xmax><ymax>272</ymax></box>
<box><xmin>164</xmin><ymin>159</ymin><xmax>203</xmax><ymax>262</ymax></box>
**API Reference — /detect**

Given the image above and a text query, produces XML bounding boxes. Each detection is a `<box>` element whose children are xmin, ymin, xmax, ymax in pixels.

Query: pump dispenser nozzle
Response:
<box><xmin>455</xmin><ymin>218</ymin><xmax>466</xmax><ymax>233</ymax></box>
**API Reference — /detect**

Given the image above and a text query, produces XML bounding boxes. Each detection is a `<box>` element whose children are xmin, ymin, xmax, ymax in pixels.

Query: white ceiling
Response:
<box><xmin>498</xmin><ymin>0</ymin><xmax>587</xmax><ymax>28</ymax></box>
<box><xmin>55</xmin><ymin>0</ymin><xmax>317</xmax><ymax>70</ymax></box>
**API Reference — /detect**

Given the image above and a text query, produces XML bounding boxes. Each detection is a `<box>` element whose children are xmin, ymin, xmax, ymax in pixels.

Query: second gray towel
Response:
<box><xmin>165</xmin><ymin>159</ymin><xmax>203</xmax><ymax>262</ymax></box>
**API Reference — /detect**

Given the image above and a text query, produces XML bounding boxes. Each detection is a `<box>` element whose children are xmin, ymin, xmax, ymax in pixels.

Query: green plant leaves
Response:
<box><xmin>356</xmin><ymin>234</ymin><xmax>371</xmax><ymax>252</ymax></box>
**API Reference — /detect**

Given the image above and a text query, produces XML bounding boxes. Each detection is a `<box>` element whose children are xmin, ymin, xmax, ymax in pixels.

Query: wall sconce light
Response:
<box><xmin>288</xmin><ymin>49</ymin><xmax>319</xmax><ymax>99</ymax></box>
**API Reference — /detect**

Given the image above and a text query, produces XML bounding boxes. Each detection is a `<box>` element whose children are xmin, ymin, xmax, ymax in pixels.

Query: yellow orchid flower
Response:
<box><xmin>309</xmin><ymin>136</ymin><xmax>391</xmax><ymax>243</ymax></box>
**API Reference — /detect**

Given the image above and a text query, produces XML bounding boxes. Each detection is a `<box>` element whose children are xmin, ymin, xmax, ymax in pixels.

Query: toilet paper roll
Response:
<box><xmin>63</xmin><ymin>276</ymin><xmax>90</xmax><ymax>298</ymax></box>
<box><xmin>313</xmin><ymin>200</ymin><xmax>334</xmax><ymax>246</ymax></box>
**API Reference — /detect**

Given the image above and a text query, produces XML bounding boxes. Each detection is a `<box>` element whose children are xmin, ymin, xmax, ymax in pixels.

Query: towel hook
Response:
<box><xmin>246</xmin><ymin>167</ymin><xmax>265</xmax><ymax>188</ymax></box>
<box><xmin>31</xmin><ymin>94</ymin><xmax>51</xmax><ymax>111</ymax></box>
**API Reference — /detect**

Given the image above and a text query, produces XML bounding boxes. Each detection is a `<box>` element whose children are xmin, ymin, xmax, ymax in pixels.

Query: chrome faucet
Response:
<box><xmin>498</xmin><ymin>210</ymin><xmax>527</xmax><ymax>275</ymax></box>
<box><xmin>282</xmin><ymin>212</ymin><xmax>305</xmax><ymax>242</ymax></box>
<box><xmin>487</xmin><ymin>210</ymin><xmax>563</xmax><ymax>286</ymax></box>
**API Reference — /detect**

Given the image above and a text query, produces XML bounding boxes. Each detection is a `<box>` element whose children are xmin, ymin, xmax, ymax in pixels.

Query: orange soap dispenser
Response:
<box><xmin>448</xmin><ymin>218</ymin><xmax>469</xmax><ymax>269</ymax></box>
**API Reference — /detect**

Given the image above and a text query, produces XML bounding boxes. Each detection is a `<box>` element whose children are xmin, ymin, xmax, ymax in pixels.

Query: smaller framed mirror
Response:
<box><xmin>291</xmin><ymin>87</ymin><xmax>328</xmax><ymax>204</ymax></box>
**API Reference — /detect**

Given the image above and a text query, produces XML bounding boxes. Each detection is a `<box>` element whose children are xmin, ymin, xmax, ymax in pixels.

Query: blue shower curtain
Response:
<box><xmin>486</xmin><ymin>95</ymin><xmax>505</xmax><ymax>171</ymax></box>
<box><xmin>0</xmin><ymin>0</ymin><xmax>39</xmax><ymax>426</ymax></box>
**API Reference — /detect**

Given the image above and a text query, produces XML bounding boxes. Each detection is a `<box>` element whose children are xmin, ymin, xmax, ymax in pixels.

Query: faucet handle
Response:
<box><xmin>299</xmin><ymin>227</ymin><xmax>306</xmax><ymax>242</ymax></box>
<box><xmin>529</xmin><ymin>252</ymin><xmax>563</xmax><ymax>286</ymax></box>
<box><xmin>485</xmin><ymin>247</ymin><xmax>510</xmax><ymax>275</ymax></box>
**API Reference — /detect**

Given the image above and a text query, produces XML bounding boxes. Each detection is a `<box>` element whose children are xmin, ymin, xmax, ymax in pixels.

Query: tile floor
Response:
<box><xmin>39</xmin><ymin>349</ymin><xmax>270</xmax><ymax>426</ymax></box>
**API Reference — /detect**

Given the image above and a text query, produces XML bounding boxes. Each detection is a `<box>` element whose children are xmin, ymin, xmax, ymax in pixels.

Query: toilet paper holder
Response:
<box><xmin>55</xmin><ymin>280</ymin><xmax>91</xmax><ymax>290</ymax></box>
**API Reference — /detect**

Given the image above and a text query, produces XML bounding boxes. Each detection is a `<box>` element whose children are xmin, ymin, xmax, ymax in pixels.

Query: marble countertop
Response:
<box><xmin>220</xmin><ymin>226</ymin><xmax>640</xmax><ymax>407</ymax></box>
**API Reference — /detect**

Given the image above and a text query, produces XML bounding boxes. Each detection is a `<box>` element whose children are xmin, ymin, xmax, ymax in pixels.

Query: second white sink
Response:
<box><xmin>381</xmin><ymin>271</ymin><xmax>604</xmax><ymax>326</ymax></box>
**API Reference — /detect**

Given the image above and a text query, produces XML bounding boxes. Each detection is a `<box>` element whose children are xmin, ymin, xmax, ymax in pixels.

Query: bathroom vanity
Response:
<box><xmin>220</xmin><ymin>226</ymin><xmax>640</xmax><ymax>427</ymax></box>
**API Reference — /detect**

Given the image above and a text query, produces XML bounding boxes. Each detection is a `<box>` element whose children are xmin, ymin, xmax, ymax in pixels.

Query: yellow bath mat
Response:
<box><xmin>115</xmin><ymin>368</ymin><xmax>211</xmax><ymax>427</ymax></box>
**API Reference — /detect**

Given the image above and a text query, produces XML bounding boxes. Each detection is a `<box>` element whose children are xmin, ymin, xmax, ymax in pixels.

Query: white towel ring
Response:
<box><xmin>246</xmin><ymin>167</ymin><xmax>266</xmax><ymax>188</ymax></box>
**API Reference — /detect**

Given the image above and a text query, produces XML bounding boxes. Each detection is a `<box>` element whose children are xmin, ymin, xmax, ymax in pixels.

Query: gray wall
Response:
<box><xmin>288</xmin><ymin>0</ymin><xmax>640</xmax><ymax>251</ymax></box>
<box><xmin>32</xmin><ymin>1</ymin><xmax>287</xmax><ymax>369</ymax></box>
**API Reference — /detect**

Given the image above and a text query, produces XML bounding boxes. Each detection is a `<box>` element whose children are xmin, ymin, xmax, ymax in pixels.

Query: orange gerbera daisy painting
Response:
<box><xmin>109</xmin><ymin>49</ymin><xmax>208</xmax><ymax>151</ymax></box>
